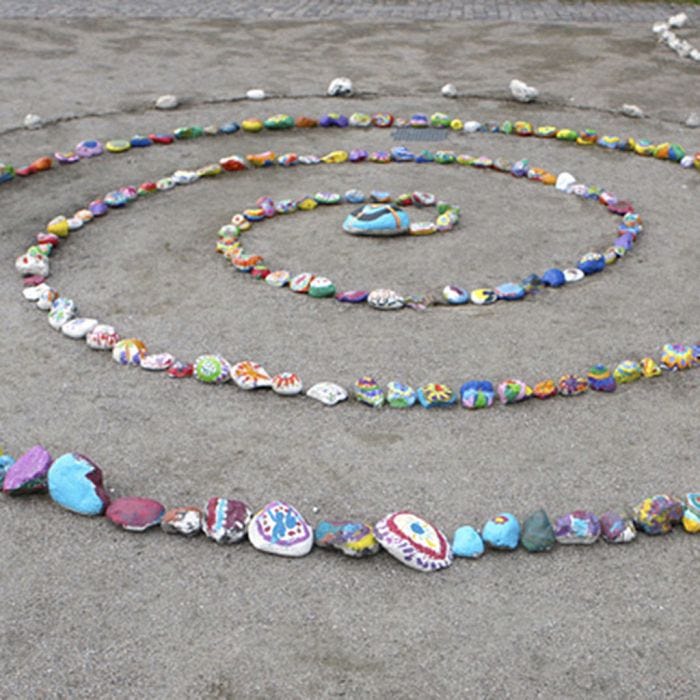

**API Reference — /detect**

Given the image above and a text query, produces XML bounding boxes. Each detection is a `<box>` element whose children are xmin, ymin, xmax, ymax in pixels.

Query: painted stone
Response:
<box><xmin>553</xmin><ymin>511</ymin><xmax>601</xmax><ymax>544</ymax></box>
<box><xmin>442</xmin><ymin>285</ymin><xmax>469</xmax><ymax>305</ymax></box>
<box><xmin>417</xmin><ymin>383</ymin><xmax>456</xmax><ymax>408</ymax></box>
<box><xmin>315</xmin><ymin>520</ymin><xmax>379</xmax><ymax>557</ymax></box>
<box><xmin>558</xmin><ymin>374</ymin><xmax>588</xmax><ymax>396</ymax></box>
<box><xmin>48</xmin><ymin>304</ymin><xmax>75</xmax><ymax>330</ymax></box>
<box><xmin>290</xmin><ymin>272</ymin><xmax>315</xmax><ymax>293</ymax></box>
<box><xmin>599</xmin><ymin>511</ymin><xmax>637</xmax><ymax>544</ymax></box>
<box><xmin>386</xmin><ymin>381</ymin><xmax>416</xmax><ymax>408</ymax></box>
<box><xmin>613</xmin><ymin>360</ymin><xmax>642</xmax><ymax>384</ymax></box>
<box><xmin>112</xmin><ymin>338</ymin><xmax>147</xmax><ymax>366</ymax></box>
<box><xmin>375</xmin><ymin>511</ymin><xmax>453</xmax><ymax>572</ymax></box>
<box><xmin>660</xmin><ymin>343</ymin><xmax>694</xmax><ymax>370</ymax></box>
<box><xmin>458</xmin><ymin>379</ymin><xmax>496</xmax><ymax>409</ymax></box>
<box><xmin>167</xmin><ymin>361</ymin><xmax>194</xmax><ymax>379</ymax></box>
<box><xmin>47</xmin><ymin>452</ymin><xmax>110</xmax><ymax>516</ymax></box>
<box><xmin>2</xmin><ymin>445</ymin><xmax>52</xmax><ymax>495</ymax></box>
<box><xmin>231</xmin><ymin>361</ymin><xmax>273</xmax><ymax>390</ymax></box>
<box><xmin>15</xmin><ymin>253</ymin><xmax>49</xmax><ymax>277</ymax></box>
<box><xmin>342</xmin><ymin>204</ymin><xmax>410</xmax><ymax>236</ymax></box>
<box><xmin>265</xmin><ymin>270</ymin><xmax>291</xmax><ymax>288</ymax></box>
<box><xmin>633</xmin><ymin>495</ymin><xmax>684</xmax><ymax>535</ymax></box>
<box><xmin>0</xmin><ymin>453</ymin><xmax>15</xmax><ymax>488</ymax></box>
<box><xmin>640</xmin><ymin>357</ymin><xmax>663</xmax><ymax>378</ymax></box>
<box><xmin>106</xmin><ymin>497</ymin><xmax>165</xmax><ymax>532</ymax></box>
<box><xmin>452</xmin><ymin>526</ymin><xmax>485</xmax><ymax>558</ymax></box>
<box><xmin>61</xmin><ymin>318</ymin><xmax>98</xmax><ymax>339</ymax></box>
<box><xmin>497</xmin><ymin>379</ymin><xmax>532</xmax><ymax>405</ymax></box>
<box><xmin>409</xmin><ymin>222</ymin><xmax>437</xmax><ymax>236</ymax></box>
<box><xmin>336</xmin><ymin>290</ymin><xmax>369</xmax><ymax>304</ymax></box>
<box><xmin>308</xmin><ymin>277</ymin><xmax>336</xmax><ymax>298</ymax></box>
<box><xmin>141</xmin><ymin>353</ymin><xmax>175</xmax><ymax>371</ymax></box>
<box><xmin>355</xmin><ymin>376</ymin><xmax>385</xmax><ymax>407</ymax></box>
<box><xmin>587</xmin><ymin>364</ymin><xmax>617</xmax><ymax>392</ymax></box>
<box><xmin>194</xmin><ymin>354</ymin><xmax>230</xmax><ymax>383</ymax></box>
<box><xmin>344</xmin><ymin>189</ymin><xmax>366</xmax><ymax>204</ymax></box>
<box><xmin>482</xmin><ymin>513</ymin><xmax>521</xmax><ymax>550</ymax></box>
<box><xmin>161</xmin><ymin>506</ymin><xmax>202</xmax><ymax>537</ymax></box>
<box><xmin>682</xmin><ymin>493</ymin><xmax>700</xmax><ymax>534</ymax></box>
<box><xmin>367</xmin><ymin>289</ymin><xmax>404</xmax><ymax>310</ymax></box>
<box><xmin>202</xmin><ymin>497</ymin><xmax>252</xmax><ymax>544</ymax></box>
<box><xmin>86</xmin><ymin>324</ymin><xmax>120</xmax><ymax>350</ymax></box>
<box><xmin>563</xmin><ymin>268</ymin><xmax>585</xmax><ymax>283</ymax></box>
<box><xmin>470</xmin><ymin>288</ymin><xmax>498</xmax><ymax>305</ymax></box>
<box><xmin>521</xmin><ymin>509</ymin><xmax>556</xmax><ymax>552</ymax></box>
<box><xmin>248</xmin><ymin>500</ymin><xmax>313</xmax><ymax>557</ymax></box>
<box><xmin>272</xmin><ymin>372</ymin><xmax>303</xmax><ymax>395</ymax></box>
<box><xmin>307</xmin><ymin>382</ymin><xmax>348</xmax><ymax>406</ymax></box>
<box><xmin>23</xmin><ymin>283</ymin><xmax>50</xmax><ymax>301</ymax></box>
<box><xmin>578</xmin><ymin>252</ymin><xmax>606</xmax><ymax>275</ymax></box>
<box><xmin>495</xmin><ymin>283</ymin><xmax>526</xmax><ymax>300</ymax></box>
<box><xmin>541</xmin><ymin>268</ymin><xmax>566</xmax><ymax>287</ymax></box>
<box><xmin>533</xmin><ymin>380</ymin><xmax>558</xmax><ymax>399</ymax></box>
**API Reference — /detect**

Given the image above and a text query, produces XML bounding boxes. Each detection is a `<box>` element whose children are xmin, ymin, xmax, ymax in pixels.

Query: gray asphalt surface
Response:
<box><xmin>1</xmin><ymin>8</ymin><xmax>699</xmax><ymax>700</ymax></box>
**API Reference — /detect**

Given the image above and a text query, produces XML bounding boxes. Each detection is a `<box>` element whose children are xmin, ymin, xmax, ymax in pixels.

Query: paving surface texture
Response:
<box><xmin>0</xmin><ymin>6</ymin><xmax>699</xmax><ymax>700</ymax></box>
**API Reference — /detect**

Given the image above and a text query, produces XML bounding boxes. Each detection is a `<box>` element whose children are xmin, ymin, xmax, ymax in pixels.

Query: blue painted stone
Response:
<box><xmin>390</xmin><ymin>146</ymin><xmax>415</xmax><ymax>162</ymax></box>
<box><xmin>452</xmin><ymin>526</ymin><xmax>485</xmax><ymax>558</ymax></box>
<box><xmin>386</xmin><ymin>381</ymin><xmax>417</xmax><ymax>408</ymax></box>
<box><xmin>460</xmin><ymin>380</ymin><xmax>495</xmax><ymax>409</ymax></box>
<box><xmin>336</xmin><ymin>290</ymin><xmax>369</xmax><ymax>303</ymax></box>
<box><xmin>482</xmin><ymin>513</ymin><xmax>521</xmax><ymax>550</ymax></box>
<box><xmin>130</xmin><ymin>136</ymin><xmax>152</xmax><ymax>148</ymax></box>
<box><xmin>614</xmin><ymin>233</ymin><xmax>634</xmax><ymax>251</ymax></box>
<box><xmin>541</xmin><ymin>268</ymin><xmax>566</xmax><ymax>287</ymax></box>
<box><xmin>511</xmin><ymin>159</ymin><xmax>529</xmax><ymax>177</ymax></box>
<box><xmin>494</xmin><ymin>283</ymin><xmax>526</xmax><ymax>300</ymax></box>
<box><xmin>344</xmin><ymin>189</ymin><xmax>366</xmax><ymax>204</ymax></box>
<box><xmin>577</xmin><ymin>253</ymin><xmax>606</xmax><ymax>275</ymax></box>
<box><xmin>343</xmin><ymin>204</ymin><xmax>410</xmax><ymax>236</ymax></box>
<box><xmin>220</xmin><ymin>121</ymin><xmax>240</xmax><ymax>134</ymax></box>
<box><xmin>47</xmin><ymin>452</ymin><xmax>111</xmax><ymax>516</ymax></box>
<box><xmin>0</xmin><ymin>454</ymin><xmax>15</xmax><ymax>488</ymax></box>
<box><xmin>416</xmin><ymin>383</ymin><xmax>456</xmax><ymax>408</ymax></box>
<box><xmin>415</xmin><ymin>149</ymin><xmax>435</xmax><ymax>163</ymax></box>
<box><xmin>370</xmin><ymin>190</ymin><xmax>392</xmax><ymax>203</ymax></box>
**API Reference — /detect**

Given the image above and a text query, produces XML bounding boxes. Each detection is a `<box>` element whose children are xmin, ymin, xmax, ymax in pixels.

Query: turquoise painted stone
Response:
<box><xmin>494</xmin><ymin>283</ymin><xmax>526</xmax><ymax>300</ymax></box>
<box><xmin>417</xmin><ymin>383</ymin><xmax>456</xmax><ymax>408</ymax></box>
<box><xmin>452</xmin><ymin>526</ymin><xmax>485</xmax><ymax>558</ymax></box>
<box><xmin>314</xmin><ymin>520</ymin><xmax>379</xmax><ymax>557</ymax></box>
<box><xmin>386</xmin><ymin>381</ymin><xmax>416</xmax><ymax>408</ymax></box>
<box><xmin>482</xmin><ymin>513</ymin><xmax>521</xmax><ymax>550</ymax></box>
<box><xmin>354</xmin><ymin>376</ymin><xmax>385</xmax><ymax>407</ymax></box>
<box><xmin>0</xmin><ymin>454</ymin><xmax>15</xmax><ymax>488</ymax></box>
<box><xmin>521</xmin><ymin>509</ymin><xmax>556</xmax><ymax>552</ymax></box>
<box><xmin>343</xmin><ymin>204</ymin><xmax>410</xmax><ymax>236</ymax></box>
<box><xmin>2</xmin><ymin>445</ymin><xmax>52</xmax><ymax>495</ymax></box>
<box><xmin>48</xmin><ymin>452</ymin><xmax>111</xmax><ymax>516</ymax></box>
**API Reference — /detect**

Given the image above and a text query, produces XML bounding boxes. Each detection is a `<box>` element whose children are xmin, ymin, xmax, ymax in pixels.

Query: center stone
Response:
<box><xmin>342</xmin><ymin>203</ymin><xmax>411</xmax><ymax>237</ymax></box>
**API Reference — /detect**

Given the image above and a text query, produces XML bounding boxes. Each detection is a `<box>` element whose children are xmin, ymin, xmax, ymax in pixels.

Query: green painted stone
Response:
<box><xmin>308</xmin><ymin>277</ymin><xmax>336</xmax><ymax>298</ymax></box>
<box><xmin>174</xmin><ymin>126</ymin><xmax>204</xmax><ymax>140</ymax></box>
<box><xmin>521</xmin><ymin>509</ymin><xmax>556</xmax><ymax>553</ymax></box>
<box><xmin>263</xmin><ymin>114</ymin><xmax>294</xmax><ymax>130</ymax></box>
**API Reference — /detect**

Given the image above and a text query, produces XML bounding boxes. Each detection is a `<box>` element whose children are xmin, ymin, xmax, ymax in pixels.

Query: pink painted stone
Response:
<box><xmin>106</xmin><ymin>496</ymin><xmax>165</xmax><ymax>531</ymax></box>
<box><xmin>23</xmin><ymin>275</ymin><xmax>47</xmax><ymax>287</ymax></box>
<box><xmin>2</xmin><ymin>445</ymin><xmax>52</xmax><ymax>495</ymax></box>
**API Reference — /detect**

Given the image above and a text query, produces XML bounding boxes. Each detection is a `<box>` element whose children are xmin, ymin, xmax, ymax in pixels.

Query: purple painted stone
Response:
<box><xmin>106</xmin><ymin>496</ymin><xmax>165</xmax><ymax>531</ymax></box>
<box><xmin>2</xmin><ymin>445</ymin><xmax>52</xmax><ymax>495</ymax></box>
<box><xmin>336</xmin><ymin>290</ymin><xmax>370</xmax><ymax>303</ymax></box>
<box><xmin>349</xmin><ymin>148</ymin><xmax>369</xmax><ymax>162</ymax></box>
<box><xmin>600</xmin><ymin>511</ymin><xmax>637</xmax><ymax>544</ymax></box>
<box><xmin>88</xmin><ymin>200</ymin><xmax>108</xmax><ymax>217</ymax></box>
<box><xmin>553</xmin><ymin>510</ymin><xmax>601</xmax><ymax>545</ymax></box>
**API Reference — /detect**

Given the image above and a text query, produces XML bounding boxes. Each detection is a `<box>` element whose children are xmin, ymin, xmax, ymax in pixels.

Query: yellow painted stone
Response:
<box><xmin>297</xmin><ymin>197</ymin><xmax>318</xmax><ymax>211</ymax></box>
<box><xmin>105</xmin><ymin>139</ymin><xmax>131</xmax><ymax>153</ymax></box>
<box><xmin>682</xmin><ymin>511</ymin><xmax>700</xmax><ymax>533</ymax></box>
<box><xmin>47</xmin><ymin>217</ymin><xmax>70</xmax><ymax>238</ymax></box>
<box><xmin>196</xmin><ymin>163</ymin><xmax>222</xmax><ymax>177</ymax></box>
<box><xmin>241</xmin><ymin>118</ymin><xmax>263</xmax><ymax>133</ymax></box>
<box><xmin>450</xmin><ymin>118</ymin><xmax>463</xmax><ymax>131</ymax></box>
<box><xmin>320</xmin><ymin>150</ymin><xmax>348</xmax><ymax>164</ymax></box>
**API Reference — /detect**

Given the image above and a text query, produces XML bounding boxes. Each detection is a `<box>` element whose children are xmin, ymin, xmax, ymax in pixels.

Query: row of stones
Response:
<box><xmin>1</xmin><ymin>447</ymin><xmax>697</xmax><ymax>572</ymax></box>
<box><xmin>2</xmin><ymin>111</ymin><xmax>698</xmax><ymax>185</ymax></box>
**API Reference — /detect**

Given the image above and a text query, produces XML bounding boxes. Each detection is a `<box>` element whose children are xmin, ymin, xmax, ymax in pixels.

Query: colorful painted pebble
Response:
<box><xmin>231</xmin><ymin>360</ymin><xmax>273</xmax><ymax>390</ymax></box>
<box><xmin>587</xmin><ymin>364</ymin><xmax>617</xmax><ymax>392</ymax></box>
<box><xmin>308</xmin><ymin>277</ymin><xmax>336</xmax><ymax>298</ymax></box>
<box><xmin>553</xmin><ymin>511</ymin><xmax>601</xmax><ymax>544</ymax></box>
<box><xmin>290</xmin><ymin>272</ymin><xmax>315</xmax><ymax>293</ymax></box>
<box><xmin>599</xmin><ymin>511</ymin><xmax>637</xmax><ymax>544</ymax></box>
<box><xmin>613</xmin><ymin>360</ymin><xmax>642</xmax><ymax>384</ymax></box>
<box><xmin>682</xmin><ymin>493</ymin><xmax>700</xmax><ymax>533</ymax></box>
<box><xmin>194</xmin><ymin>354</ymin><xmax>230</xmax><ymax>384</ymax></box>
<box><xmin>314</xmin><ymin>520</ymin><xmax>379</xmax><ymax>557</ymax></box>
<box><xmin>367</xmin><ymin>288</ymin><xmax>404</xmax><ymax>310</ymax></box>
<box><xmin>161</xmin><ymin>506</ymin><xmax>203</xmax><ymax>537</ymax></box>
<box><xmin>106</xmin><ymin>497</ymin><xmax>165</xmax><ymax>532</ymax></box>
<box><xmin>497</xmin><ymin>379</ymin><xmax>532</xmax><ymax>405</ymax></box>
<box><xmin>482</xmin><ymin>513</ymin><xmax>521</xmax><ymax>550</ymax></box>
<box><xmin>558</xmin><ymin>374</ymin><xmax>588</xmax><ymax>396</ymax></box>
<box><xmin>533</xmin><ymin>380</ymin><xmax>558</xmax><ymax>399</ymax></box>
<box><xmin>660</xmin><ymin>343</ymin><xmax>694</xmax><ymax>370</ymax></box>
<box><xmin>47</xmin><ymin>452</ymin><xmax>110</xmax><ymax>516</ymax></box>
<box><xmin>307</xmin><ymin>382</ymin><xmax>348</xmax><ymax>406</ymax></box>
<box><xmin>336</xmin><ymin>290</ymin><xmax>369</xmax><ymax>304</ymax></box>
<box><xmin>354</xmin><ymin>376</ymin><xmax>385</xmax><ymax>407</ymax></box>
<box><xmin>386</xmin><ymin>381</ymin><xmax>416</xmax><ymax>408</ymax></box>
<box><xmin>2</xmin><ymin>444</ymin><xmax>53</xmax><ymax>495</ymax></box>
<box><xmin>460</xmin><ymin>381</ymin><xmax>495</xmax><ymax>409</ymax></box>
<box><xmin>452</xmin><ymin>526</ymin><xmax>485</xmax><ymax>558</ymax></box>
<box><xmin>640</xmin><ymin>357</ymin><xmax>663</xmax><ymax>378</ymax></box>
<box><xmin>633</xmin><ymin>494</ymin><xmax>684</xmax><ymax>535</ymax></box>
<box><xmin>272</xmin><ymin>372</ymin><xmax>303</xmax><ymax>395</ymax></box>
<box><xmin>202</xmin><ymin>497</ymin><xmax>252</xmax><ymax>544</ymax></box>
<box><xmin>141</xmin><ymin>353</ymin><xmax>175</xmax><ymax>371</ymax></box>
<box><xmin>112</xmin><ymin>338</ymin><xmax>147</xmax><ymax>366</ymax></box>
<box><xmin>417</xmin><ymin>383</ymin><xmax>456</xmax><ymax>408</ymax></box>
<box><xmin>248</xmin><ymin>500</ymin><xmax>313</xmax><ymax>557</ymax></box>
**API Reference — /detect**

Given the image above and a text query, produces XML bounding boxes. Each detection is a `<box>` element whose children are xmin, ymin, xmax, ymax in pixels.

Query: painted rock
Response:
<box><xmin>37</xmin><ymin>287</ymin><xmax>59</xmax><ymax>311</ymax></box>
<box><xmin>470</xmin><ymin>288</ymin><xmax>498</xmax><ymax>305</ymax></box>
<box><xmin>141</xmin><ymin>353</ymin><xmax>175</xmax><ymax>371</ymax></box>
<box><xmin>442</xmin><ymin>285</ymin><xmax>469</xmax><ymax>305</ymax></box>
<box><xmin>194</xmin><ymin>354</ymin><xmax>230</xmax><ymax>383</ymax></box>
<box><xmin>521</xmin><ymin>509</ymin><xmax>556</xmax><ymax>552</ymax></box>
<box><xmin>23</xmin><ymin>283</ymin><xmax>50</xmax><ymax>301</ymax></box>
<box><xmin>417</xmin><ymin>383</ymin><xmax>456</xmax><ymax>408</ymax></box>
<box><xmin>106</xmin><ymin>497</ymin><xmax>165</xmax><ymax>531</ymax></box>
<box><xmin>290</xmin><ymin>272</ymin><xmax>315</xmax><ymax>293</ymax></box>
<box><xmin>61</xmin><ymin>317</ymin><xmax>98</xmax><ymax>339</ymax></box>
<box><xmin>231</xmin><ymin>361</ymin><xmax>273</xmax><ymax>390</ymax></box>
<box><xmin>314</xmin><ymin>520</ymin><xmax>379</xmax><ymax>557</ymax></box>
<box><xmin>497</xmin><ymin>379</ymin><xmax>532</xmax><ymax>405</ymax></box>
<box><xmin>682</xmin><ymin>493</ymin><xmax>700</xmax><ymax>534</ymax></box>
<box><xmin>344</xmin><ymin>189</ymin><xmax>366</xmax><ymax>204</ymax></box>
<box><xmin>308</xmin><ymin>277</ymin><xmax>336</xmax><ymax>298</ymax></box>
<box><xmin>599</xmin><ymin>511</ymin><xmax>637</xmax><ymax>544</ymax></box>
<box><xmin>2</xmin><ymin>445</ymin><xmax>52</xmax><ymax>495</ymax></box>
<box><xmin>272</xmin><ymin>372</ymin><xmax>303</xmax><ymax>395</ymax></box>
<box><xmin>460</xmin><ymin>380</ymin><xmax>495</xmax><ymax>409</ymax></box>
<box><xmin>613</xmin><ymin>360</ymin><xmax>642</xmax><ymax>384</ymax></box>
<box><xmin>375</xmin><ymin>511</ymin><xmax>453</xmax><ymax>572</ymax></box>
<box><xmin>386</xmin><ymin>381</ymin><xmax>416</xmax><ymax>408</ymax></box>
<box><xmin>161</xmin><ymin>506</ymin><xmax>202</xmax><ymax>537</ymax></box>
<box><xmin>342</xmin><ymin>204</ymin><xmax>410</xmax><ymax>236</ymax></box>
<box><xmin>660</xmin><ymin>343</ymin><xmax>694</xmax><ymax>370</ymax></box>
<box><xmin>86</xmin><ymin>324</ymin><xmax>120</xmax><ymax>350</ymax></box>
<box><xmin>578</xmin><ymin>253</ymin><xmax>606</xmax><ymax>275</ymax></box>
<box><xmin>48</xmin><ymin>304</ymin><xmax>75</xmax><ymax>330</ymax></box>
<box><xmin>16</xmin><ymin>253</ymin><xmax>49</xmax><ymax>277</ymax></box>
<box><xmin>558</xmin><ymin>374</ymin><xmax>588</xmax><ymax>396</ymax></box>
<box><xmin>409</xmin><ymin>222</ymin><xmax>437</xmax><ymax>236</ymax></box>
<box><xmin>541</xmin><ymin>268</ymin><xmax>566</xmax><ymax>287</ymax></box>
<box><xmin>563</xmin><ymin>268</ymin><xmax>585</xmax><ymax>283</ymax></box>
<box><xmin>167</xmin><ymin>361</ymin><xmax>194</xmax><ymax>379</ymax></box>
<box><xmin>587</xmin><ymin>364</ymin><xmax>617</xmax><ymax>392</ymax></box>
<box><xmin>47</xmin><ymin>452</ymin><xmax>110</xmax><ymax>516</ymax></box>
<box><xmin>633</xmin><ymin>495</ymin><xmax>684</xmax><ymax>535</ymax></box>
<box><xmin>202</xmin><ymin>497</ymin><xmax>252</xmax><ymax>544</ymax></box>
<box><xmin>355</xmin><ymin>376</ymin><xmax>384</xmax><ymax>407</ymax></box>
<box><xmin>367</xmin><ymin>289</ymin><xmax>404</xmax><ymax>310</ymax></box>
<box><xmin>452</xmin><ymin>526</ymin><xmax>485</xmax><ymax>558</ymax></box>
<box><xmin>112</xmin><ymin>338</ymin><xmax>147</xmax><ymax>366</ymax></box>
<box><xmin>495</xmin><ymin>283</ymin><xmax>526</xmax><ymax>300</ymax></box>
<box><xmin>640</xmin><ymin>357</ymin><xmax>663</xmax><ymax>378</ymax></box>
<box><xmin>307</xmin><ymin>382</ymin><xmax>347</xmax><ymax>406</ymax></box>
<box><xmin>482</xmin><ymin>513</ymin><xmax>521</xmax><ymax>550</ymax></box>
<box><xmin>533</xmin><ymin>380</ymin><xmax>558</xmax><ymax>399</ymax></box>
<box><xmin>553</xmin><ymin>511</ymin><xmax>601</xmax><ymax>544</ymax></box>
<box><xmin>265</xmin><ymin>270</ymin><xmax>291</xmax><ymax>288</ymax></box>
<box><xmin>248</xmin><ymin>500</ymin><xmax>313</xmax><ymax>557</ymax></box>
<box><xmin>336</xmin><ymin>290</ymin><xmax>369</xmax><ymax>304</ymax></box>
